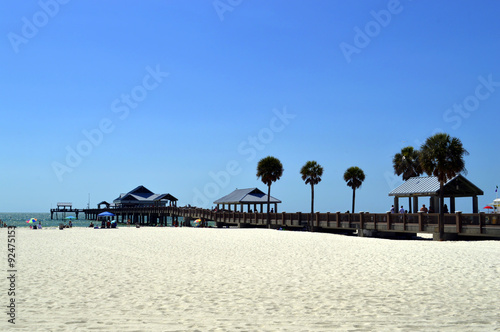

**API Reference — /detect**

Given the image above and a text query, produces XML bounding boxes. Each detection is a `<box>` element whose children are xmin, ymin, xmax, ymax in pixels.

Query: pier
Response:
<box><xmin>50</xmin><ymin>203</ymin><xmax>81</xmax><ymax>220</ymax></box>
<box><xmin>81</xmin><ymin>206</ymin><xmax>500</xmax><ymax>240</ymax></box>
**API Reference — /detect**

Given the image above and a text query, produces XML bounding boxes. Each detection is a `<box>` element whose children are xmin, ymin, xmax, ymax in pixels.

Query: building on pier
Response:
<box><xmin>50</xmin><ymin>202</ymin><xmax>80</xmax><ymax>219</ymax></box>
<box><xmin>113</xmin><ymin>185</ymin><xmax>178</xmax><ymax>208</ymax></box>
<box><xmin>214</xmin><ymin>188</ymin><xmax>281</xmax><ymax>213</ymax></box>
<box><xmin>389</xmin><ymin>175</ymin><xmax>483</xmax><ymax>213</ymax></box>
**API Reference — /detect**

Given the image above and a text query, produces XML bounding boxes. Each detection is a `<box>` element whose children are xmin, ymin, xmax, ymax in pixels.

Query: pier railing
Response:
<box><xmin>81</xmin><ymin>207</ymin><xmax>500</xmax><ymax>239</ymax></box>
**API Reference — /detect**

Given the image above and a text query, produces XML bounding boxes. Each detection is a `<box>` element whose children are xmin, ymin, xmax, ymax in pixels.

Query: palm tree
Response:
<box><xmin>300</xmin><ymin>161</ymin><xmax>324</xmax><ymax>230</ymax></box>
<box><xmin>420</xmin><ymin>133</ymin><xmax>468</xmax><ymax>240</ymax></box>
<box><xmin>343</xmin><ymin>166</ymin><xmax>365</xmax><ymax>213</ymax></box>
<box><xmin>393</xmin><ymin>146</ymin><xmax>423</xmax><ymax>212</ymax></box>
<box><xmin>257</xmin><ymin>156</ymin><xmax>284</xmax><ymax>227</ymax></box>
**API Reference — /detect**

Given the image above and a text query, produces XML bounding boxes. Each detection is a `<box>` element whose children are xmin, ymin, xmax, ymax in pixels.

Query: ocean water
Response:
<box><xmin>0</xmin><ymin>212</ymin><xmax>192</xmax><ymax>228</ymax></box>
<box><xmin>0</xmin><ymin>212</ymin><xmax>94</xmax><ymax>228</ymax></box>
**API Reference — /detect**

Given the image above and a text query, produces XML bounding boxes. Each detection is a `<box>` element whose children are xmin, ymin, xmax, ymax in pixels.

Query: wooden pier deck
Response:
<box><xmin>82</xmin><ymin>206</ymin><xmax>500</xmax><ymax>240</ymax></box>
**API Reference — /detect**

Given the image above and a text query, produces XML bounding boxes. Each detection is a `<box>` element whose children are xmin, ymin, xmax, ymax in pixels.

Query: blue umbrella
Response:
<box><xmin>98</xmin><ymin>211</ymin><xmax>115</xmax><ymax>217</ymax></box>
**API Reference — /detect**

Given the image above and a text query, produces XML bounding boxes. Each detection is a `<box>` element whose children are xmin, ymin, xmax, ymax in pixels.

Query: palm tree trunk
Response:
<box><xmin>310</xmin><ymin>183</ymin><xmax>314</xmax><ymax>231</ymax></box>
<box><xmin>439</xmin><ymin>182</ymin><xmax>444</xmax><ymax>240</ymax></box>
<box><xmin>267</xmin><ymin>184</ymin><xmax>271</xmax><ymax>228</ymax></box>
<box><xmin>352</xmin><ymin>188</ymin><xmax>356</xmax><ymax>213</ymax></box>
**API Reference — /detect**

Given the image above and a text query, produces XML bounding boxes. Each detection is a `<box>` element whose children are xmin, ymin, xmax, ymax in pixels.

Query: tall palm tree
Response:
<box><xmin>420</xmin><ymin>133</ymin><xmax>468</xmax><ymax>240</ymax></box>
<box><xmin>300</xmin><ymin>161</ymin><xmax>324</xmax><ymax>230</ymax></box>
<box><xmin>257</xmin><ymin>156</ymin><xmax>284</xmax><ymax>227</ymax></box>
<box><xmin>343</xmin><ymin>166</ymin><xmax>365</xmax><ymax>213</ymax></box>
<box><xmin>393</xmin><ymin>146</ymin><xmax>423</xmax><ymax>212</ymax></box>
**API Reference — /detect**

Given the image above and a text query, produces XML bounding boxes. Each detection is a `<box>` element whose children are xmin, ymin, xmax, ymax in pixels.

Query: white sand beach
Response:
<box><xmin>1</xmin><ymin>227</ymin><xmax>499</xmax><ymax>331</ymax></box>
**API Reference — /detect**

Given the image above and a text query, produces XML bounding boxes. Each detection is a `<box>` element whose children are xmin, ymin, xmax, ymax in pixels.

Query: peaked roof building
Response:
<box><xmin>389</xmin><ymin>175</ymin><xmax>483</xmax><ymax>213</ymax></box>
<box><xmin>214</xmin><ymin>188</ymin><xmax>281</xmax><ymax>213</ymax></box>
<box><xmin>113</xmin><ymin>186</ymin><xmax>178</xmax><ymax>207</ymax></box>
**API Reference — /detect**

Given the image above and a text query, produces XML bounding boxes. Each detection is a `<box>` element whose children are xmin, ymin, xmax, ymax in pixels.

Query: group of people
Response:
<box><xmin>390</xmin><ymin>205</ymin><xmax>406</xmax><ymax>214</ymax></box>
<box><xmin>31</xmin><ymin>221</ymin><xmax>42</xmax><ymax>229</ymax></box>
<box><xmin>89</xmin><ymin>219</ymin><xmax>117</xmax><ymax>229</ymax></box>
<box><xmin>390</xmin><ymin>204</ymin><xmax>449</xmax><ymax>213</ymax></box>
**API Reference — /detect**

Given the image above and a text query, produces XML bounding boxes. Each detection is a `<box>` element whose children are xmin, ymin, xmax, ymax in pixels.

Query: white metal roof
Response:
<box><xmin>389</xmin><ymin>175</ymin><xmax>483</xmax><ymax>197</ymax></box>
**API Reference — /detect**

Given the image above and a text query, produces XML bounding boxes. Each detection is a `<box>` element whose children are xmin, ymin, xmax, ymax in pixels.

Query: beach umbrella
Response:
<box><xmin>65</xmin><ymin>216</ymin><xmax>76</xmax><ymax>219</ymax></box>
<box><xmin>26</xmin><ymin>218</ymin><xmax>37</xmax><ymax>224</ymax></box>
<box><xmin>193</xmin><ymin>219</ymin><xmax>202</xmax><ymax>227</ymax></box>
<box><xmin>98</xmin><ymin>211</ymin><xmax>115</xmax><ymax>217</ymax></box>
<box><xmin>484</xmin><ymin>206</ymin><xmax>493</xmax><ymax>209</ymax></box>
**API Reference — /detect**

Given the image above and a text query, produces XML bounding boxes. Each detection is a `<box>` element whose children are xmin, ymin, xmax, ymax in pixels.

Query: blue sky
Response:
<box><xmin>1</xmin><ymin>0</ymin><xmax>499</xmax><ymax>213</ymax></box>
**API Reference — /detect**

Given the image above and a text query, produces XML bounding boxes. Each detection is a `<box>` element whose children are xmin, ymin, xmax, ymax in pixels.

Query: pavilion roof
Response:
<box><xmin>214</xmin><ymin>188</ymin><xmax>281</xmax><ymax>204</ymax></box>
<box><xmin>113</xmin><ymin>185</ymin><xmax>178</xmax><ymax>203</ymax></box>
<box><xmin>388</xmin><ymin>175</ymin><xmax>483</xmax><ymax>197</ymax></box>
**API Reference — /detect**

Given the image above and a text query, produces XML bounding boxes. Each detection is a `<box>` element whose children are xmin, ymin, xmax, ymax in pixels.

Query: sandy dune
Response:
<box><xmin>1</xmin><ymin>227</ymin><xmax>499</xmax><ymax>331</ymax></box>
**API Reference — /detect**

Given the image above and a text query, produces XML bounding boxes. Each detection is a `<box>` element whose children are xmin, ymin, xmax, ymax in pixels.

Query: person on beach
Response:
<box><xmin>399</xmin><ymin>206</ymin><xmax>405</xmax><ymax>214</ymax></box>
<box><xmin>390</xmin><ymin>205</ymin><xmax>395</xmax><ymax>213</ymax></box>
<box><xmin>443</xmin><ymin>204</ymin><xmax>449</xmax><ymax>213</ymax></box>
<box><xmin>420</xmin><ymin>204</ymin><xmax>428</xmax><ymax>213</ymax></box>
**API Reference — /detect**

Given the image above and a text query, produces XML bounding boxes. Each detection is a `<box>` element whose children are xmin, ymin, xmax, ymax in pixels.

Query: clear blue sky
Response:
<box><xmin>1</xmin><ymin>0</ymin><xmax>499</xmax><ymax>213</ymax></box>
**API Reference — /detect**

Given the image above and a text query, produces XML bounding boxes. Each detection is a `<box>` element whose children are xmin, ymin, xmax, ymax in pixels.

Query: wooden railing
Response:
<box><xmin>82</xmin><ymin>207</ymin><xmax>500</xmax><ymax>238</ymax></box>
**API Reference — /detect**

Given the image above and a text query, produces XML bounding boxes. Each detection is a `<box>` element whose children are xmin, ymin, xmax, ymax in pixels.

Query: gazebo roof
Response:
<box><xmin>389</xmin><ymin>175</ymin><xmax>483</xmax><ymax>198</ymax></box>
<box><xmin>114</xmin><ymin>185</ymin><xmax>178</xmax><ymax>204</ymax></box>
<box><xmin>214</xmin><ymin>188</ymin><xmax>281</xmax><ymax>204</ymax></box>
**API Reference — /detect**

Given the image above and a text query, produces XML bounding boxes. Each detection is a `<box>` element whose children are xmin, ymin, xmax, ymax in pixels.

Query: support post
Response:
<box><xmin>473</xmin><ymin>196</ymin><xmax>479</xmax><ymax>213</ymax></box>
<box><xmin>413</xmin><ymin>196</ymin><xmax>419</xmax><ymax>213</ymax></box>
<box><xmin>456</xmin><ymin>211</ymin><xmax>462</xmax><ymax>234</ymax></box>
